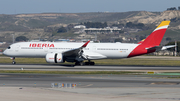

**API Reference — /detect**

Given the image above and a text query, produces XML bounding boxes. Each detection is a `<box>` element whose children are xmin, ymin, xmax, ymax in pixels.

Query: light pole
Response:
<box><xmin>175</xmin><ymin>41</ymin><xmax>177</xmax><ymax>57</ymax></box>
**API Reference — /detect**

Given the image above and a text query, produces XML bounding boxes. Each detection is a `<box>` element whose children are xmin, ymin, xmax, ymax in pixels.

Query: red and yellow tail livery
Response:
<box><xmin>128</xmin><ymin>21</ymin><xmax>171</xmax><ymax>57</ymax></box>
<box><xmin>141</xmin><ymin>21</ymin><xmax>170</xmax><ymax>46</ymax></box>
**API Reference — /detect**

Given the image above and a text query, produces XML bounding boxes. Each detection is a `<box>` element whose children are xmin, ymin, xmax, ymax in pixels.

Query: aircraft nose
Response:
<box><xmin>3</xmin><ymin>50</ymin><xmax>7</xmax><ymax>55</ymax></box>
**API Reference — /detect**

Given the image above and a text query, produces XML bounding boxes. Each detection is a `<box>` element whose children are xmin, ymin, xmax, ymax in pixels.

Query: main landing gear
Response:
<box><xmin>11</xmin><ymin>57</ymin><xmax>16</xmax><ymax>64</ymax></box>
<box><xmin>75</xmin><ymin>62</ymin><xmax>84</xmax><ymax>66</ymax></box>
<box><xmin>84</xmin><ymin>60</ymin><xmax>95</xmax><ymax>65</ymax></box>
<box><xmin>75</xmin><ymin>60</ymin><xmax>95</xmax><ymax>66</ymax></box>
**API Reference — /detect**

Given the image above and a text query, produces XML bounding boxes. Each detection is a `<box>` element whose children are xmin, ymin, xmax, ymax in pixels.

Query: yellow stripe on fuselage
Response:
<box><xmin>156</xmin><ymin>21</ymin><xmax>170</xmax><ymax>29</ymax></box>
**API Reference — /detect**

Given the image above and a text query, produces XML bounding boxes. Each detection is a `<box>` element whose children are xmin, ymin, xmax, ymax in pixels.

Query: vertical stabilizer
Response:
<box><xmin>141</xmin><ymin>21</ymin><xmax>170</xmax><ymax>46</ymax></box>
<box><xmin>128</xmin><ymin>21</ymin><xmax>170</xmax><ymax>58</ymax></box>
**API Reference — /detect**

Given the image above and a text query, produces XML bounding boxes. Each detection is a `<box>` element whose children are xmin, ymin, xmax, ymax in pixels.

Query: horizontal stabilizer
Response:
<box><xmin>161</xmin><ymin>45</ymin><xmax>176</xmax><ymax>50</ymax></box>
<box><xmin>145</xmin><ymin>45</ymin><xmax>176</xmax><ymax>52</ymax></box>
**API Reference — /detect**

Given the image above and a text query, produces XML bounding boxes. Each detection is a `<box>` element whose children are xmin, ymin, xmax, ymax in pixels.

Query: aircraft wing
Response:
<box><xmin>62</xmin><ymin>41</ymin><xmax>90</xmax><ymax>57</ymax></box>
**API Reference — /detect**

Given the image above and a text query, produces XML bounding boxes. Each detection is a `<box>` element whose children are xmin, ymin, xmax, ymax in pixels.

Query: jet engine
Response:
<box><xmin>45</xmin><ymin>53</ymin><xmax>64</xmax><ymax>63</ymax></box>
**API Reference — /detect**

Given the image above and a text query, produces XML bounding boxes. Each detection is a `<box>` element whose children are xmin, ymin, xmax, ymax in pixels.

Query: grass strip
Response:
<box><xmin>168</xmin><ymin>76</ymin><xmax>180</xmax><ymax>78</ymax></box>
<box><xmin>0</xmin><ymin>70</ymin><xmax>142</xmax><ymax>74</ymax></box>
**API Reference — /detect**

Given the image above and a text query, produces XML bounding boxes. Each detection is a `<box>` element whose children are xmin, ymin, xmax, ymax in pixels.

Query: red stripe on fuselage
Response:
<box><xmin>127</xmin><ymin>44</ymin><xmax>156</xmax><ymax>58</ymax></box>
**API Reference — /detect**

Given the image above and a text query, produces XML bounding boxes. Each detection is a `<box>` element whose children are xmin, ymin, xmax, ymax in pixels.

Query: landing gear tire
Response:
<box><xmin>12</xmin><ymin>61</ymin><xmax>16</xmax><ymax>64</ymax></box>
<box><xmin>85</xmin><ymin>61</ymin><xmax>95</xmax><ymax>65</ymax></box>
<box><xmin>90</xmin><ymin>62</ymin><xmax>95</xmax><ymax>65</ymax></box>
<box><xmin>84</xmin><ymin>62</ymin><xmax>89</xmax><ymax>65</ymax></box>
<box><xmin>75</xmin><ymin>62</ymin><xmax>84</xmax><ymax>66</ymax></box>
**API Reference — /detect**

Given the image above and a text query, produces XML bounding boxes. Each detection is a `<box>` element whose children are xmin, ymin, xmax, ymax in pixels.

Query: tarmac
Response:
<box><xmin>0</xmin><ymin>73</ymin><xmax>180</xmax><ymax>101</ymax></box>
<box><xmin>0</xmin><ymin>87</ymin><xmax>179</xmax><ymax>101</ymax></box>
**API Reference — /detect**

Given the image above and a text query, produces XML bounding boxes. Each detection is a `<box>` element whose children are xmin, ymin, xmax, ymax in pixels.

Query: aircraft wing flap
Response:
<box><xmin>83</xmin><ymin>51</ymin><xmax>107</xmax><ymax>60</ymax></box>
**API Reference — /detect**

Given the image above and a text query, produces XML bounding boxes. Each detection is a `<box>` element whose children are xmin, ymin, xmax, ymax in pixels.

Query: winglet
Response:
<box><xmin>81</xmin><ymin>40</ymin><xmax>90</xmax><ymax>48</ymax></box>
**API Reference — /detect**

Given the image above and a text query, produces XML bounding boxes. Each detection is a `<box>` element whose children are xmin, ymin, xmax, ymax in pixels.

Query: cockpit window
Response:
<box><xmin>8</xmin><ymin>46</ymin><xmax>11</xmax><ymax>49</ymax></box>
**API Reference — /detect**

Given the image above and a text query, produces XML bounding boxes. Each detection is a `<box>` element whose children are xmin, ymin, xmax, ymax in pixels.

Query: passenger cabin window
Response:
<box><xmin>8</xmin><ymin>46</ymin><xmax>11</xmax><ymax>49</ymax></box>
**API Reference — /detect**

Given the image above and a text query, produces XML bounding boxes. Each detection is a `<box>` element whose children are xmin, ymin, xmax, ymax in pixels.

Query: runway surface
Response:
<box><xmin>1</xmin><ymin>73</ymin><xmax>180</xmax><ymax>101</ymax></box>
<box><xmin>1</xmin><ymin>64</ymin><xmax>180</xmax><ymax>71</ymax></box>
<box><xmin>1</xmin><ymin>73</ymin><xmax>180</xmax><ymax>88</ymax></box>
<box><xmin>1</xmin><ymin>66</ymin><xmax>180</xmax><ymax>101</ymax></box>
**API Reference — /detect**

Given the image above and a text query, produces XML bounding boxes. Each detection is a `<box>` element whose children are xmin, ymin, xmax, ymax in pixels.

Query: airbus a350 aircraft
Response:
<box><xmin>3</xmin><ymin>21</ymin><xmax>175</xmax><ymax>65</ymax></box>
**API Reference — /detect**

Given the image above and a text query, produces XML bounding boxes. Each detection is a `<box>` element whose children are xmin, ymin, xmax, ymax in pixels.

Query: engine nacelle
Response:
<box><xmin>45</xmin><ymin>53</ymin><xmax>64</xmax><ymax>63</ymax></box>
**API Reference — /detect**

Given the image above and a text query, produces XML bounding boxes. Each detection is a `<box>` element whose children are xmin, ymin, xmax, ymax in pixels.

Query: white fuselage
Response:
<box><xmin>3</xmin><ymin>42</ymin><xmax>139</xmax><ymax>59</ymax></box>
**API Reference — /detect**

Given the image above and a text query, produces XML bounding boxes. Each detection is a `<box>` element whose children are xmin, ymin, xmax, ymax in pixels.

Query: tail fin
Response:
<box><xmin>141</xmin><ymin>21</ymin><xmax>170</xmax><ymax>46</ymax></box>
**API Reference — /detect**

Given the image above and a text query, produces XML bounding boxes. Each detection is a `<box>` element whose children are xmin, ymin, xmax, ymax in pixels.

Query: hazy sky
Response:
<box><xmin>0</xmin><ymin>0</ymin><xmax>180</xmax><ymax>14</ymax></box>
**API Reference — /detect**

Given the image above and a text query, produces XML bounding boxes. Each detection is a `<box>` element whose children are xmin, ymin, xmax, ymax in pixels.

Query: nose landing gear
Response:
<box><xmin>11</xmin><ymin>57</ymin><xmax>16</xmax><ymax>64</ymax></box>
